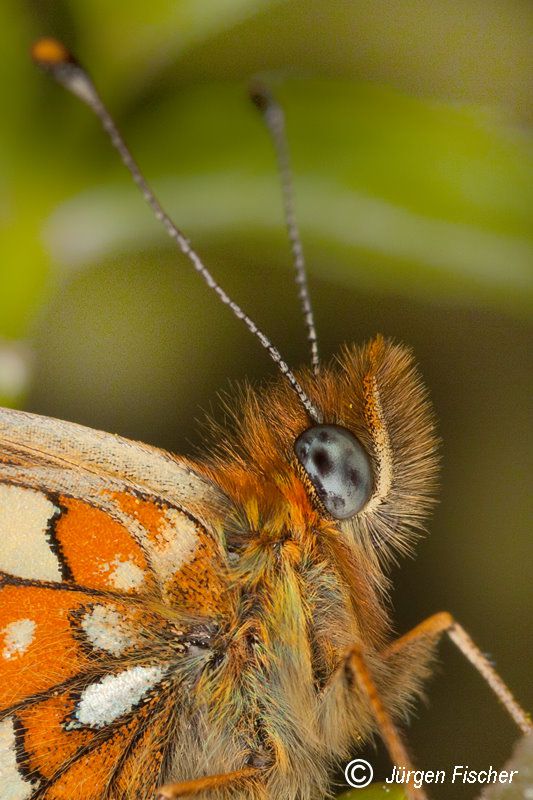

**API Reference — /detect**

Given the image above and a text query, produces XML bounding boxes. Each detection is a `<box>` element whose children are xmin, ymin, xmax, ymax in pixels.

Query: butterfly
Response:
<box><xmin>0</xmin><ymin>37</ymin><xmax>530</xmax><ymax>800</ymax></box>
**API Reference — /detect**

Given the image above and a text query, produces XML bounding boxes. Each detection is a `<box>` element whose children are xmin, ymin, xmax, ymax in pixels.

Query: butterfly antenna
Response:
<box><xmin>249</xmin><ymin>80</ymin><xmax>320</xmax><ymax>377</ymax></box>
<box><xmin>31</xmin><ymin>38</ymin><xmax>322</xmax><ymax>425</ymax></box>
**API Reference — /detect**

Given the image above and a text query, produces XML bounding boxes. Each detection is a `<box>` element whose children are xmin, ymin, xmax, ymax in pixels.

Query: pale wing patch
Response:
<box><xmin>0</xmin><ymin>408</ymin><xmax>221</xmax><ymax>524</ymax></box>
<box><xmin>80</xmin><ymin>605</ymin><xmax>135</xmax><ymax>656</ymax></box>
<box><xmin>98</xmin><ymin>555</ymin><xmax>145</xmax><ymax>591</ymax></box>
<box><xmin>1</xmin><ymin>619</ymin><xmax>36</xmax><ymax>660</ymax></box>
<box><xmin>0</xmin><ymin>484</ymin><xmax>62</xmax><ymax>581</ymax></box>
<box><xmin>0</xmin><ymin>716</ymin><xmax>37</xmax><ymax>799</ymax></box>
<box><xmin>66</xmin><ymin>665</ymin><xmax>166</xmax><ymax>730</ymax></box>
<box><xmin>148</xmin><ymin>509</ymin><xmax>199</xmax><ymax>583</ymax></box>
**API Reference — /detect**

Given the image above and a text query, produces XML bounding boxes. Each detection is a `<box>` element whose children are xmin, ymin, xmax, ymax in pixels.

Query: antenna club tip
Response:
<box><xmin>248</xmin><ymin>79</ymin><xmax>274</xmax><ymax>113</ymax></box>
<box><xmin>31</xmin><ymin>38</ymin><xmax>95</xmax><ymax>104</ymax></box>
<box><xmin>31</xmin><ymin>37</ymin><xmax>75</xmax><ymax>68</ymax></box>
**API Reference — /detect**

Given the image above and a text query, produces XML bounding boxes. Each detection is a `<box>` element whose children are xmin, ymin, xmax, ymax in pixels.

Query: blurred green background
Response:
<box><xmin>0</xmin><ymin>2</ymin><xmax>531</xmax><ymax>798</ymax></box>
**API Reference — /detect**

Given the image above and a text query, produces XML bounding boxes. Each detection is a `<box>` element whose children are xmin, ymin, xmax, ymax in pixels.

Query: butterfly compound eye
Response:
<box><xmin>294</xmin><ymin>425</ymin><xmax>373</xmax><ymax>519</ymax></box>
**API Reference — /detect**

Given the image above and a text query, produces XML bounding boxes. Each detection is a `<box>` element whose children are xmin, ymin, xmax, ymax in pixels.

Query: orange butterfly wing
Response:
<box><xmin>0</xmin><ymin>408</ymin><xmax>229</xmax><ymax>799</ymax></box>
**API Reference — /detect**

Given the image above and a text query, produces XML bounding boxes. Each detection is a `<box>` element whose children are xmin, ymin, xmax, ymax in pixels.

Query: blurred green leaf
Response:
<box><xmin>2</xmin><ymin>0</ymin><xmax>532</xmax><ymax>351</ymax></box>
<box><xmin>40</xmin><ymin>81</ymin><xmax>533</xmax><ymax>311</ymax></box>
<box><xmin>74</xmin><ymin>0</ymin><xmax>285</xmax><ymax>89</ymax></box>
<box><xmin>0</xmin><ymin>0</ymin><xmax>285</xmax><ymax>340</ymax></box>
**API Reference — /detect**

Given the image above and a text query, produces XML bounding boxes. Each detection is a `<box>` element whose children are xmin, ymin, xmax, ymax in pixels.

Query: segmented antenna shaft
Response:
<box><xmin>31</xmin><ymin>39</ymin><xmax>323</xmax><ymax>424</ymax></box>
<box><xmin>250</xmin><ymin>81</ymin><xmax>320</xmax><ymax>376</ymax></box>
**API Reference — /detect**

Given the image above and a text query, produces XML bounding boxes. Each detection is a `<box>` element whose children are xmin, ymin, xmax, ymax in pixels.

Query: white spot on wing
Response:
<box><xmin>148</xmin><ymin>509</ymin><xmax>198</xmax><ymax>583</ymax></box>
<box><xmin>80</xmin><ymin>605</ymin><xmax>134</xmax><ymax>656</ymax></box>
<box><xmin>0</xmin><ymin>484</ymin><xmax>62</xmax><ymax>581</ymax></box>
<box><xmin>99</xmin><ymin>555</ymin><xmax>145</xmax><ymax>591</ymax></box>
<box><xmin>66</xmin><ymin>665</ymin><xmax>166</xmax><ymax>730</ymax></box>
<box><xmin>0</xmin><ymin>717</ymin><xmax>38</xmax><ymax>799</ymax></box>
<box><xmin>1</xmin><ymin>619</ymin><xmax>36</xmax><ymax>660</ymax></box>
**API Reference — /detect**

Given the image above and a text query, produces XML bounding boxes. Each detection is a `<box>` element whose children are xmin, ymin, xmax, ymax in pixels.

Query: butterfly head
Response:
<box><xmin>205</xmin><ymin>335</ymin><xmax>438</xmax><ymax>569</ymax></box>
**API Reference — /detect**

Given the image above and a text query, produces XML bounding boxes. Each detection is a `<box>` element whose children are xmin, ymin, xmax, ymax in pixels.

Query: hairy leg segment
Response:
<box><xmin>346</xmin><ymin>612</ymin><xmax>531</xmax><ymax>800</ymax></box>
<box><xmin>154</xmin><ymin>612</ymin><xmax>531</xmax><ymax>799</ymax></box>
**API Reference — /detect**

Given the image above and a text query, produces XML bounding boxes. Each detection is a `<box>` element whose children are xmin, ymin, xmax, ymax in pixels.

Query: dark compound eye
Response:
<box><xmin>294</xmin><ymin>424</ymin><xmax>373</xmax><ymax>519</ymax></box>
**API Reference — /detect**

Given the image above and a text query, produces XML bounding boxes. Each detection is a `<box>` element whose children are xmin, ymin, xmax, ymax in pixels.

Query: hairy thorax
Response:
<box><xmin>166</xmin><ymin>502</ymin><xmax>390</xmax><ymax>800</ymax></box>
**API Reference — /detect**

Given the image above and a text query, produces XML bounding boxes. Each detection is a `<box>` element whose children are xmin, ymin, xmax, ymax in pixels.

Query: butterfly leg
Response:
<box><xmin>383</xmin><ymin>611</ymin><xmax>532</xmax><ymax>734</ymax></box>
<box><xmin>343</xmin><ymin>645</ymin><xmax>429</xmax><ymax>800</ymax></box>
<box><xmin>155</xmin><ymin>766</ymin><xmax>260</xmax><ymax>798</ymax></box>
